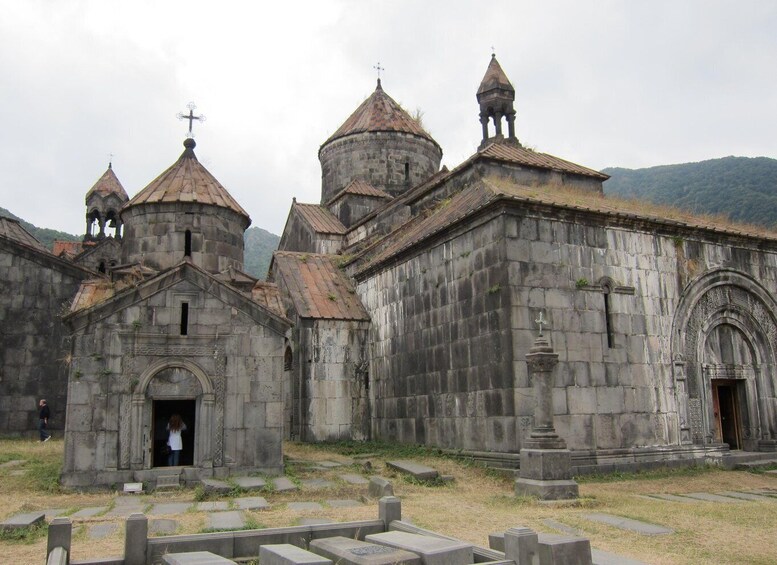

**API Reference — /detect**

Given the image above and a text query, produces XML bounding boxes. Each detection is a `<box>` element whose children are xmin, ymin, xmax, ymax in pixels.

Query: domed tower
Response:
<box><xmin>477</xmin><ymin>54</ymin><xmax>519</xmax><ymax>148</ymax></box>
<box><xmin>120</xmin><ymin>138</ymin><xmax>251</xmax><ymax>273</ymax></box>
<box><xmin>318</xmin><ymin>79</ymin><xmax>442</xmax><ymax>204</ymax></box>
<box><xmin>84</xmin><ymin>163</ymin><xmax>129</xmax><ymax>241</ymax></box>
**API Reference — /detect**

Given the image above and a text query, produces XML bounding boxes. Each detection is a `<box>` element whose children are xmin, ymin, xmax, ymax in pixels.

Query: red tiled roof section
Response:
<box><xmin>273</xmin><ymin>252</ymin><xmax>369</xmax><ymax>321</ymax></box>
<box><xmin>251</xmin><ymin>281</ymin><xmax>286</xmax><ymax>319</ymax></box>
<box><xmin>126</xmin><ymin>140</ymin><xmax>250</xmax><ymax>220</ymax></box>
<box><xmin>295</xmin><ymin>203</ymin><xmax>347</xmax><ymax>235</ymax></box>
<box><xmin>477</xmin><ymin>55</ymin><xmax>514</xmax><ymax>95</ymax></box>
<box><xmin>86</xmin><ymin>167</ymin><xmax>129</xmax><ymax>201</ymax></box>
<box><xmin>323</xmin><ymin>81</ymin><xmax>437</xmax><ymax>146</ymax></box>
<box><xmin>0</xmin><ymin>217</ymin><xmax>49</xmax><ymax>253</ymax></box>
<box><xmin>328</xmin><ymin>179</ymin><xmax>392</xmax><ymax>205</ymax></box>
<box><xmin>478</xmin><ymin>142</ymin><xmax>609</xmax><ymax>180</ymax></box>
<box><xmin>70</xmin><ymin>279</ymin><xmax>116</xmax><ymax>313</ymax></box>
<box><xmin>52</xmin><ymin>240</ymin><xmax>85</xmax><ymax>258</ymax></box>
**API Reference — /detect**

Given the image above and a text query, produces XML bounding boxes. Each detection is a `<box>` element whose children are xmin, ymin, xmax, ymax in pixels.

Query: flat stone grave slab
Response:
<box><xmin>88</xmin><ymin>523</ymin><xmax>118</xmax><ymax>539</ymax></box>
<box><xmin>386</xmin><ymin>460</ymin><xmax>438</xmax><ymax>481</ymax></box>
<box><xmin>366</xmin><ymin>531</ymin><xmax>473</xmax><ymax>565</ymax></box>
<box><xmin>114</xmin><ymin>495</ymin><xmax>146</xmax><ymax>506</ymax></box>
<box><xmin>260</xmin><ymin>543</ymin><xmax>333</xmax><ymax>565</ymax></box>
<box><xmin>149</xmin><ymin>502</ymin><xmax>193</xmax><ymax>515</ymax></box>
<box><xmin>317</xmin><ymin>460</ymin><xmax>344</xmax><ymax>468</ymax></box>
<box><xmin>301</xmin><ymin>478</ymin><xmax>335</xmax><ymax>489</ymax></box>
<box><xmin>0</xmin><ymin>511</ymin><xmax>45</xmax><ymax>531</ymax></box>
<box><xmin>287</xmin><ymin>502</ymin><xmax>323</xmax><ymax>511</ymax></box>
<box><xmin>163</xmin><ymin>551</ymin><xmax>237</xmax><ymax>564</ymax></box>
<box><xmin>106</xmin><ymin>504</ymin><xmax>146</xmax><ymax>517</ymax></box>
<box><xmin>234</xmin><ymin>496</ymin><xmax>270</xmax><ymax>510</ymax></box>
<box><xmin>198</xmin><ymin>501</ymin><xmax>230</xmax><ymax>511</ymax></box>
<box><xmin>71</xmin><ymin>506</ymin><xmax>107</xmax><ymax>518</ymax></box>
<box><xmin>749</xmin><ymin>489</ymin><xmax>777</xmax><ymax>497</ymax></box>
<box><xmin>327</xmin><ymin>499</ymin><xmax>363</xmax><ymax>508</ymax></box>
<box><xmin>0</xmin><ymin>459</ymin><xmax>26</xmax><ymax>469</ymax></box>
<box><xmin>717</xmin><ymin>491</ymin><xmax>775</xmax><ymax>501</ymax></box>
<box><xmin>207</xmin><ymin>511</ymin><xmax>245</xmax><ymax>530</ymax></box>
<box><xmin>150</xmin><ymin>518</ymin><xmax>179</xmax><ymax>534</ymax></box>
<box><xmin>645</xmin><ymin>494</ymin><xmax>696</xmax><ymax>503</ymax></box>
<box><xmin>232</xmin><ymin>476</ymin><xmax>267</xmax><ymax>490</ymax></box>
<box><xmin>310</xmin><ymin>536</ymin><xmax>421</xmax><ymax>565</ymax></box>
<box><xmin>582</xmin><ymin>513</ymin><xmax>673</xmax><ymax>535</ymax></box>
<box><xmin>340</xmin><ymin>473</ymin><xmax>369</xmax><ymax>485</ymax></box>
<box><xmin>681</xmin><ymin>492</ymin><xmax>743</xmax><ymax>503</ymax></box>
<box><xmin>273</xmin><ymin>477</ymin><xmax>299</xmax><ymax>492</ymax></box>
<box><xmin>202</xmin><ymin>478</ymin><xmax>232</xmax><ymax>494</ymax></box>
<box><xmin>368</xmin><ymin>477</ymin><xmax>394</xmax><ymax>498</ymax></box>
<box><xmin>299</xmin><ymin>518</ymin><xmax>336</xmax><ymax>525</ymax></box>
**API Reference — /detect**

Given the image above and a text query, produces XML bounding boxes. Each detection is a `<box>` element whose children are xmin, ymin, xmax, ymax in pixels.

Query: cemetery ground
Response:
<box><xmin>1</xmin><ymin>439</ymin><xmax>777</xmax><ymax>565</ymax></box>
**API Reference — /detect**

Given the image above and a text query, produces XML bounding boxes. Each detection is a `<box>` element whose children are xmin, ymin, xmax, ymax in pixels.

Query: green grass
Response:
<box><xmin>576</xmin><ymin>464</ymin><xmax>717</xmax><ymax>483</ymax></box>
<box><xmin>0</xmin><ymin>524</ymin><xmax>48</xmax><ymax>544</ymax></box>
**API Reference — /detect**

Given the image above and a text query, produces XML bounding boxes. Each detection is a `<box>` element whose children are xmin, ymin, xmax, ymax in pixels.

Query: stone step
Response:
<box><xmin>734</xmin><ymin>458</ymin><xmax>777</xmax><ymax>470</ymax></box>
<box><xmin>0</xmin><ymin>511</ymin><xmax>45</xmax><ymax>531</ymax></box>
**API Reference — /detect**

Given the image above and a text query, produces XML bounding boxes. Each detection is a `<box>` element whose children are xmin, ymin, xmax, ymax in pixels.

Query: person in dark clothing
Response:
<box><xmin>38</xmin><ymin>399</ymin><xmax>51</xmax><ymax>442</ymax></box>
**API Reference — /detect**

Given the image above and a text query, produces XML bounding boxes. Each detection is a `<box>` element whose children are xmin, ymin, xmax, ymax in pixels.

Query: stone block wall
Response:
<box><xmin>320</xmin><ymin>132</ymin><xmax>442</xmax><ymax>204</ymax></box>
<box><xmin>0</xmin><ymin>240</ymin><xmax>91</xmax><ymax>435</ymax></box>
<box><xmin>62</xmin><ymin>275</ymin><xmax>286</xmax><ymax>487</ymax></box>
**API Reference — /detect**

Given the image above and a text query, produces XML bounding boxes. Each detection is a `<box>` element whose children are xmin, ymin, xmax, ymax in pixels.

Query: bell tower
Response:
<box><xmin>477</xmin><ymin>54</ymin><xmax>519</xmax><ymax>148</ymax></box>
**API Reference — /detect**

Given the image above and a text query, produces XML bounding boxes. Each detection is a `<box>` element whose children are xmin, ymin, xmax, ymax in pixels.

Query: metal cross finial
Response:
<box><xmin>491</xmin><ymin>45</ymin><xmax>496</xmax><ymax>56</ymax></box>
<box><xmin>535</xmin><ymin>311</ymin><xmax>547</xmax><ymax>337</ymax></box>
<box><xmin>108</xmin><ymin>152</ymin><xmax>114</xmax><ymax>169</ymax></box>
<box><xmin>373</xmin><ymin>62</ymin><xmax>384</xmax><ymax>79</ymax></box>
<box><xmin>177</xmin><ymin>102</ymin><xmax>206</xmax><ymax>138</ymax></box>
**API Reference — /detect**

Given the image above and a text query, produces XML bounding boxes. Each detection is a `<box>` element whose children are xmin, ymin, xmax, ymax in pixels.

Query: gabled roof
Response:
<box><xmin>294</xmin><ymin>202</ymin><xmax>348</xmax><ymax>235</ymax></box>
<box><xmin>53</xmin><ymin>240</ymin><xmax>85</xmax><ymax>259</ymax></box>
<box><xmin>322</xmin><ymin>80</ymin><xmax>438</xmax><ymax>148</ymax></box>
<box><xmin>125</xmin><ymin>139</ymin><xmax>250</xmax><ymax>221</ymax></box>
<box><xmin>477</xmin><ymin>54</ymin><xmax>514</xmax><ymax>95</ymax></box>
<box><xmin>327</xmin><ymin>179</ymin><xmax>392</xmax><ymax>206</ymax></box>
<box><xmin>85</xmin><ymin>165</ymin><xmax>129</xmax><ymax>202</ymax></box>
<box><xmin>273</xmin><ymin>252</ymin><xmax>369</xmax><ymax>321</ymax></box>
<box><xmin>0</xmin><ymin>217</ymin><xmax>49</xmax><ymax>253</ymax></box>
<box><xmin>251</xmin><ymin>281</ymin><xmax>286</xmax><ymax>319</ymax></box>
<box><xmin>476</xmin><ymin>142</ymin><xmax>609</xmax><ymax>180</ymax></box>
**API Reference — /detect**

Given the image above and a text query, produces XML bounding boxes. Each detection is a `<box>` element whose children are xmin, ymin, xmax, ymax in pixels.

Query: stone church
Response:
<box><xmin>3</xmin><ymin>54</ymin><xmax>777</xmax><ymax>485</ymax></box>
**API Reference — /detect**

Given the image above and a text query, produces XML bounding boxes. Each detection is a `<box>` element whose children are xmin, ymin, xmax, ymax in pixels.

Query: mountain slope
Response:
<box><xmin>602</xmin><ymin>156</ymin><xmax>777</xmax><ymax>228</ymax></box>
<box><xmin>0</xmin><ymin>207</ymin><xmax>82</xmax><ymax>249</ymax></box>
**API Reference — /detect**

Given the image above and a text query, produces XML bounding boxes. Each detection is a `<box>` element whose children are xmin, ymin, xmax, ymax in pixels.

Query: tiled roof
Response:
<box><xmin>322</xmin><ymin>80</ymin><xmax>438</xmax><ymax>147</ymax></box>
<box><xmin>251</xmin><ymin>281</ymin><xmax>286</xmax><ymax>319</ymax></box>
<box><xmin>0</xmin><ymin>217</ymin><xmax>49</xmax><ymax>253</ymax></box>
<box><xmin>85</xmin><ymin>166</ymin><xmax>129</xmax><ymax>201</ymax></box>
<box><xmin>355</xmin><ymin>176</ymin><xmax>777</xmax><ymax>276</ymax></box>
<box><xmin>327</xmin><ymin>179</ymin><xmax>392</xmax><ymax>205</ymax></box>
<box><xmin>273</xmin><ymin>252</ymin><xmax>369</xmax><ymax>321</ymax></box>
<box><xmin>477</xmin><ymin>54</ymin><xmax>514</xmax><ymax>95</ymax></box>
<box><xmin>69</xmin><ymin>279</ymin><xmax>116</xmax><ymax>312</ymax></box>
<box><xmin>477</xmin><ymin>142</ymin><xmax>609</xmax><ymax>180</ymax></box>
<box><xmin>125</xmin><ymin>139</ymin><xmax>250</xmax><ymax>220</ymax></box>
<box><xmin>52</xmin><ymin>240</ymin><xmax>86</xmax><ymax>258</ymax></box>
<box><xmin>294</xmin><ymin>203</ymin><xmax>347</xmax><ymax>235</ymax></box>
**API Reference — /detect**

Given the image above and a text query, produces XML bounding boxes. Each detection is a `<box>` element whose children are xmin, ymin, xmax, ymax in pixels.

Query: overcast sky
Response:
<box><xmin>1</xmin><ymin>1</ymin><xmax>775</xmax><ymax>237</ymax></box>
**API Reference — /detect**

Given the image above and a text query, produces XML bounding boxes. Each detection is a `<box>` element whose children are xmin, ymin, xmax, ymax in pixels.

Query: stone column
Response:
<box><xmin>506</xmin><ymin>112</ymin><xmax>516</xmax><ymax>140</ymax></box>
<box><xmin>480</xmin><ymin>114</ymin><xmax>490</xmax><ymax>141</ymax></box>
<box><xmin>515</xmin><ymin>332</ymin><xmax>579</xmax><ymax>500</ymax></box>
<box><xmin>494</xmin><ymin>111</ymin><xmax>503</xmax><ymax>137</ymax></box>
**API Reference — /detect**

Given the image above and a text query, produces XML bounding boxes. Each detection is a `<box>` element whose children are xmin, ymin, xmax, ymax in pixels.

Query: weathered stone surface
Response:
<box><xmin>234</xmin><ymin>497</ymin><xmax>270</xmax><ymax>510</ymax></box>
<box><xmin>368</xmin><ymin>477</ymin><xmax>394</xmax><ymax>498</ymax></box>
<box><xmin>538</xmin><ymin>533</ymin><xmax>592</xmax><ymax>565</ymax></box>
<box><xmin>287</xmin><ymin>502</ymin><xmax>323</xmax><ymax>511</ymax></box>
<box><xmin>88</xmin><ymin>523</ymin><xmax>118</xmax><ymax>539</ymax></box>
<box><xmin>232</xmin><ymin>476</ymin><xmax>267</xmax><ymax>490</ymax></box>
<box><xmin>162</xmin><ymin>551</ymin><xmax>237</xmax><ymax>564</ymax></box>
<box><xmin>327</xmin><ymin>499</ymin><xmax>362</xmax><ymax>508</ymax></box>
<box><xmin>260</xmin><ymin>543</ymin><xmax>333</xmax><ymax>565</ymax></box>
<box><xmin>581</xmin><ymin>513</ymin><xmax>673</xmax><ymax>535</ymax></box>
<box><xmin>309</xmin><ymin>536</ymin><xmax>421</xmax><ymax>565</ymax></box>
<box><xmin>207</xmin><ymin>511</ymin><xmax>245</xmax><ymax>530</ymax></box>
<box><xmin>273</xmin><ymin>477</ymin><xmax>299</xmax><ymax>492</ymax></box>
<box><xmin>386</xmin><ymin>460</ymin><xmax>438</xmax><ymax>480</ymax></box>
<box><xmin>202</xmin><ymin>479</ymin><xmax>232</xmax><ymax>494</ymax></box>
<box><xmin>197</xmin><ymin>501</ymin><xmax>230</xmax><ymax>511</ymax></box>
<box><xmin>0</xmin><ymin>511</ymin><xmax>45</xmax><ymax>531</ymax></box>
<box><xmin>150</xmin><ymin>519</ymin><xmax>179</xmax><ymax>534</ymax></box>
<box><xmin>340</xmin><ymin>473</ymin><xmax>369</xmax><ymax>485</ymax></box>
<box><xmin>366</xmin><ymin>531</ymin><xmax>473</xmax><ymax>565</ymax></box>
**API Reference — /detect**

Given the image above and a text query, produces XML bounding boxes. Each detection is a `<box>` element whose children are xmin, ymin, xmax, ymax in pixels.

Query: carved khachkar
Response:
<box><xmin>213</xmin><ymin>368</ymin><xmax>226</xmax><ymax>467</ymax></box>
<box><xmin>119</xmin><ymin>394</ymin><xmax>132</xmax><ymax>469</ymax></box>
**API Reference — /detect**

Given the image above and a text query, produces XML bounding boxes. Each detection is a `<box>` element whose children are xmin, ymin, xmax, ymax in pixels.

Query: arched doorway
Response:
<box><xmin>147</xmin><ymin>366</ymin><xmax>201</xmax><ymax>467</ymax></box>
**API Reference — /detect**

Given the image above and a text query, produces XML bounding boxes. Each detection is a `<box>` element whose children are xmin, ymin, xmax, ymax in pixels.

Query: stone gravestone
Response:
<box><xmin>515</xmin><ymin>315</ymin><xmax>579</xmax><ymax>500</ymax></box>
<box><xmin>309</xmin><ymin>536</ymin><xmax>421</xmax><ymax>565</ymax></box>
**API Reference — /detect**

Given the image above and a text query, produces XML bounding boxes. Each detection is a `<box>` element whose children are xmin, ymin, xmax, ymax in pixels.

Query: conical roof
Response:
<box><xmin>85</xmin><ymin>165</ymin><xmax>129</xmax><ymax>202</ymax></box>
<box><xmin>477</xmin><ymin>54</ymin><xmax>514</xmax><ymax>96</ymax></box>
<box><xmin>125</xmin><ymin>138</ymin><xmax>250</xmax><ymax>220</ymax></box>
<box><xmin>323</xmin><ymin>80</ymin><xmax>437</xmax><ymax>146</ymax></box>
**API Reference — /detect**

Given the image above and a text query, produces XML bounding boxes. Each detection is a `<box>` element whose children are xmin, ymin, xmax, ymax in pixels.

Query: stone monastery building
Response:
<box><xmin>2</xmin><ymin>55</ymin><xmax>777</xmax><ymax>487</ymax></box>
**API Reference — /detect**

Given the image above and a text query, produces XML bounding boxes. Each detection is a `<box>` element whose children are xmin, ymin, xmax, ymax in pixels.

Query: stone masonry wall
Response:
<box><xmin>62</xmin><ymin>277</ymin><xmax>285</xmax><ymax>486</ymax></box>
<box><xmin>0</xmin><ymin>241</ymin><xmax>90</xmax><ymax>435</ymax></box>
<box><xmin>359</xmin><ymin>216</ymin><xmax>513</xmax><ymax>451</ymax></box>
<box><xmin>320</xmin><ymin>132</ymin><xmax>442</xmax><ymax>204</ymax></box>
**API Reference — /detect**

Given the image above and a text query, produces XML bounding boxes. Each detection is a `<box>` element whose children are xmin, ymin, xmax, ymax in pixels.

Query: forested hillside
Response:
<box><xmin>0</xmin><ymin>207</ymin><xmax>81</xmax><ymax>248</ymax></box>
<box><xmin>603</xmin><ymin>156</ymin><xmax>777</xmax><ymax>228</ymax></box>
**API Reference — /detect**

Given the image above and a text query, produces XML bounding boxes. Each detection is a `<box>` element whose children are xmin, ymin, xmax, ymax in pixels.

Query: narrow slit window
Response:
<box><xmin>180</xmin><ymin>302</ymin><xmax>189</xmax><ymax>336</ymax></box>
<box><xmin>404</xmin><ymin>161</ymin><xmax>410</xmax><ymax>183</ymax></box>
<box><xmin>284</xmin><ymin>347</ymin><xmax>293</xmax><ymax>371</ymax></box>
<box><xmin>184</xmin><ymin>230</ymin><xmax>192</xmax><ymax>257</ymax></box>
<box><xmin>603</xmin><ymin>285</ymin><xmax>613</xmax><ymax>348</ymax></box>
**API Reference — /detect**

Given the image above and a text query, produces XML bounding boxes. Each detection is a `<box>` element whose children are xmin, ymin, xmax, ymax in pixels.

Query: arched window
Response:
<box><xmin>284</xmin><ymin>346</ymin><xmax>293</xmax><ymax>371</ymax></box>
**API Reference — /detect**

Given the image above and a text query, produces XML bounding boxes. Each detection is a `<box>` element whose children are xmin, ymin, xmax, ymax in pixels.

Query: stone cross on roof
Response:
<box><xmin>373</xmin><ymin>62</ymin><xmax>384</xmax><ymax>79</ymax></box>
<box><xmin>535</xmin><ymin>311</ymin><xmax>547</xmax><ymax>336</ymax></box>
<box><xmin>177</xmin><ymin>102</ymin><xmax>206</xmax><ymax>138</ymax></box>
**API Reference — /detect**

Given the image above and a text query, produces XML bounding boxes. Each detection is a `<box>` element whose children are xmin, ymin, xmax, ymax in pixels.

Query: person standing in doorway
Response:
<box><xmin>38</xmin><ymin>399</ymin><xmax>51</xmax><ymax>442</ymax></box>
<box><xmin>166</xmin><ymin>414</ymin><xmax>187</xmax><ymax>466</ymax></box>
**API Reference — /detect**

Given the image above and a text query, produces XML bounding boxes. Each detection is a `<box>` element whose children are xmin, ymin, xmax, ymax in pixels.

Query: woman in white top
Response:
<box><xmin>167</xmin><ymin>414</ymin><xmax>187</xmax><ymax>466</ymax></box>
